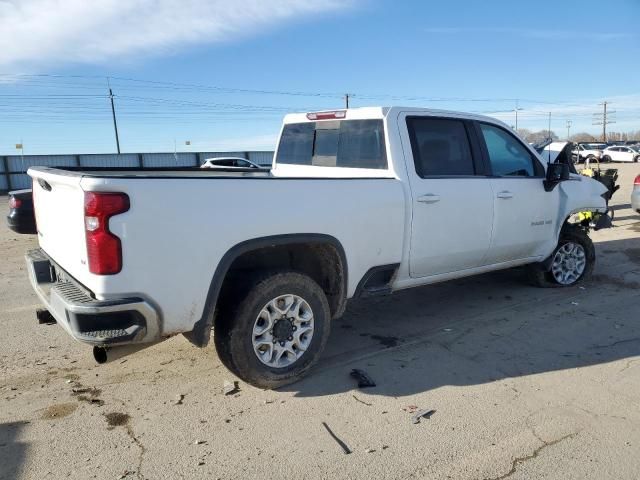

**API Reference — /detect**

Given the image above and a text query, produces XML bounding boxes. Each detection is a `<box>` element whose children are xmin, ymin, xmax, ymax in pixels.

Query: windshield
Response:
<box><xmin>276</xmin><ymin>119</ymin><xmax>387</xmax><ymax>169</ymax></box>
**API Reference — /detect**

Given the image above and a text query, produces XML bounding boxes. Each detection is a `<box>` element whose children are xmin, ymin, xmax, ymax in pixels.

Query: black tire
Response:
<box><xmin>214</xmin><ymin>271</ymin><xmax>331</xmax><ymax>389</ymax></box>
<box><xmin>602</xmin><ymin>155</ymin><xmax>611</xmax><ymax>163</ymax></box>
<box><xmin>528</xmin><ymin>226</ymin><xmax>595</xmax><ymax>288</ymax></box>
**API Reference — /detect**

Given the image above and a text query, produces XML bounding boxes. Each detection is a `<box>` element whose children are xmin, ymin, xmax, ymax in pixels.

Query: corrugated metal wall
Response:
<box><xmin>0</xmin><ymin>151</ymin><xmax>274</xmax><ymax>192</ymax></box>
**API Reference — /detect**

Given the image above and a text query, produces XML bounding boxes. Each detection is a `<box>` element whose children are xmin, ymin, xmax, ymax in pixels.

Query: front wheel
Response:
<box><xmin>528</xmin><ymin>227</ymin><xmax>595</xmax><ymax>288</ymax></box>
<box><xmin>214</xmin><ymin>272</ymin><xmax>331</xmax><ymax>389</ymax></box>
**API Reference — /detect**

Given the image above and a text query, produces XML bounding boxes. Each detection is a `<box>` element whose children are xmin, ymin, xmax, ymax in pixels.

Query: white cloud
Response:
<box><xmin>0</xmin><ymin>0</ymin><xmax>353</xmax><ymax>71</ymax></box>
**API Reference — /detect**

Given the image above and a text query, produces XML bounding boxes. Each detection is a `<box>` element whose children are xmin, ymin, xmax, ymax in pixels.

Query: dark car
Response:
<box><xmin>6</xmin><ymin>189</ymin><xmax>37</xmax><ymax>234</ymax></box>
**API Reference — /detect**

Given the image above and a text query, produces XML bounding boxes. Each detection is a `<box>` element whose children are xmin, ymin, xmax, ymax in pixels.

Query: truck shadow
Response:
<box><xmin>282</xmin><ymin>236</ymin><xmax>640</xmax><ymax>398</ymax></box>
<box><xmin>0</xmin><ymin>422</ymin><xmax>28</xmax><ymax>480</ymax></box>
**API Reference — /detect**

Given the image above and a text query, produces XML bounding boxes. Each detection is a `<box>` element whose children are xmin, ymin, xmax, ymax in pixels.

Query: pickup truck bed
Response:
<box><xmin>35</xmin><ymin>166</ymin><xmax>271</xmax><ymax>178</ymax></box>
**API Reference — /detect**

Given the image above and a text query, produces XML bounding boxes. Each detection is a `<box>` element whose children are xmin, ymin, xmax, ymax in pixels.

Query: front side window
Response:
<box><xmin>406</xmin><ymin>117</ymin><xmax>475</xmax><ymax>177</ymax></box>
<box><xmin>479</xmin><ymin>123</ymin><xmax>541</xmax><ymax>177</ymax></box>
<box><xmin>276</xmin><ymin>119</ymin><xmax>387</xmax><ymax>169</ymax></box>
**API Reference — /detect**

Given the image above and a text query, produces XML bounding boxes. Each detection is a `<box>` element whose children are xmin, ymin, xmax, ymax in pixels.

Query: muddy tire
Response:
<box><xmin>528</xmin><ymin>226</ymin><xmax>595</xmax><ymax>288</ymax></box>
<box><xmin>214</xmin><ymin>271</ymin><xmax>331</xmax><ymax>389</ymax></box>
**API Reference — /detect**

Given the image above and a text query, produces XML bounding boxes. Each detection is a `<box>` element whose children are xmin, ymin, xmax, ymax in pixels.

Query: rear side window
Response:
<box><xmin>407</xmin><ymin>117</ymin><xmax>475</xmax><ymax>176</ymax></box>
<box><xmin>276</xmin><ymin>119</ymin><xmax>387</xmax><ymax>169</ymax></box>
<box><xmin>479</xmin><ymin>123</ymin><xmax>542</xmax><ymax>177</ymax></box>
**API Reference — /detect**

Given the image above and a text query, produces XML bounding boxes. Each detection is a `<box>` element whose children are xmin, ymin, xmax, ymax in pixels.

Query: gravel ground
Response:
<box><xmin>1</xmin><ymin>164</ymin><xmax>639</xmax><ymax>480</ymax></box>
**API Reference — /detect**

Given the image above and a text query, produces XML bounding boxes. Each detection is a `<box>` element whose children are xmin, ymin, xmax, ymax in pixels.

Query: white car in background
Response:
<box><xmin>602</xmin><ymin>146</ymin><xmax>640</xmax><ymax>163</ymax></box>
<box><xmin>572</xmin><ymin>143</ymin><xmax>604</xmax><ymax>163</ymax></box>
<box><xmin>200</xmin><ymin>157</ymin><xmax>262</xmax><ymax>169</ymax></box>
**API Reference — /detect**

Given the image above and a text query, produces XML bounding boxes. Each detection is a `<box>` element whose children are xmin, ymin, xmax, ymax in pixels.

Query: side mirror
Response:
<box><xmin>543</xmin><ymin>163</ymin><xmax>570</xmax><ymax>192</ymax></box>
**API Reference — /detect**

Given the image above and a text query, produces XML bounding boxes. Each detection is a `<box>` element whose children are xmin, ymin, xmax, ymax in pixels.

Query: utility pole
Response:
<box><xmin>344</xmin><ymin>93</ymin><xmax>351</xmax><ymax>109</ymax></box>
<box><xmin>108</xmin><ymin>79</ymin><xmax>121</xmax><ymax>154</ymax></box>
<box><xmin>593</xmin><ymin>101</ymin><xmax>616</xmax><ymax>142</ymax></box>
<box><xmin>514</xmin><ymin>99</ymin><xmax>523</xmax><ymax>131</ymax></box>
<box><xmin>566</xmin><ymin>120</ymin><xmax>572</xmax><ymax>140</ymax></box>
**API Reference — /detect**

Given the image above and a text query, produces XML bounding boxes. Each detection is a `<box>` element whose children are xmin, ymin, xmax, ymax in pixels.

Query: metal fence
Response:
<box><xmin>0</xmin><ymin>151</ymin><xmax>274</xmax><ymax>192</ymax></box>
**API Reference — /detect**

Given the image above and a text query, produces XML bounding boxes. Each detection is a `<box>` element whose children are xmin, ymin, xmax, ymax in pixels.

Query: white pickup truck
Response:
<box><xmin>26</xmin><ymin>107</ymin><xmax>609</xmax><ymax>388</ymax></box>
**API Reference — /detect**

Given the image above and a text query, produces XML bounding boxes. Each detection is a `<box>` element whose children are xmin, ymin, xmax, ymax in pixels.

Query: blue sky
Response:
<box><xmin>1</xmin><ymin>0</ymin><xmax>639</xmax><ymax>155</ymax></box>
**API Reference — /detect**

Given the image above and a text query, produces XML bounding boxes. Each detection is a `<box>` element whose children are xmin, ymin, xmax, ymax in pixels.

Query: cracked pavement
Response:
<box><xmin>1</xmin><ymin>163</ymin><xmax>640</xmax><ymax>479</ymax></box>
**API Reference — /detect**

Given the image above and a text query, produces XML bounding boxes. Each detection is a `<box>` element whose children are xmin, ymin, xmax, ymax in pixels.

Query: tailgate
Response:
<box><xmin>29</xmin><ymin>168</ymin><xmax>88</xmax><ymax>281</ymax></box>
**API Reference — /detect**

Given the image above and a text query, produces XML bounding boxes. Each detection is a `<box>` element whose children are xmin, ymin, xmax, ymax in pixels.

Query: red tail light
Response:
<box><xmin>9</xmin><ymin>196</ymin><xmax>22</xmax><ymax>209</ymax></box>
<box><xmin>84</xmin><ymin>192</ymin><xmax>129</xmax><ymax>275</ymax></box>
<box><xmin>635</xmin><ymin>175</ymin><xmax>640</xmax><ymax>186</ymax></box>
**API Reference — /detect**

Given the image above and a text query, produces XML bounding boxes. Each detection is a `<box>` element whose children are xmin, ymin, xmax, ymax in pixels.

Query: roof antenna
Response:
<box><xmin>547</xmin><ymin>111</ymin><xmax>552</xmax><ymax>164</ymax></box>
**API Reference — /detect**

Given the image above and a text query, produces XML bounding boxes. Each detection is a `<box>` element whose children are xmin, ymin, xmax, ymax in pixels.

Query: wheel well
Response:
<box><xmin>217</xmin><ymin>242</ymin><xmax>347</xmax><ymax>321</ymax></box>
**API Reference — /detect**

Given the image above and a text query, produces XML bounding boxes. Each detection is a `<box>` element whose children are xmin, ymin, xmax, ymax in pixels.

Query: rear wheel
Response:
<box><xmin>214</xmin><ymin>272</ymin><xmax>331</xmax><ymax>389</ymax></box>
<box><xmin>528</xmin><ymin>226</ymin><xmax>595</xmax><ymax>288</ymax></box>
<box><xmin>602</xmin><ymin>155</ymin><xmax>611</xmax><ymax>163</ymax></box>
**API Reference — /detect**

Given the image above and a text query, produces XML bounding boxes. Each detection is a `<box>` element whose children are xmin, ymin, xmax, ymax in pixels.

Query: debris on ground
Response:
<box><xmin>403</xmin><ymin>405</ymin><xmax>418</xmax><ymax>413</ymax></box>
<box><xmin>173</xmin><ymin>394</ymin><xmax>185</xmax><ymax>405</ymax></box>
<box><xmin>350</xmin><ymin>369</ymin><xmax>376</xmax><ymax>388</ymax></box>
<box><xmin>223</xmin><ymin>380</ymin><xmax>240</xmax><ymax>395</ymax></box>
<box><xmin>571</xmin><ymin>301</ymin><xmax>579</xmax><ymax>306</ymax></box>
<box><xmin>321</xmin><ymin>422</ymin><xmax>352</xmax><ymax>455</ymax></box>
<box><xmin>194</xmin><ymin>439</ymin><xmax>206</xmax><ymax>445</ymax></box>
<box><xmin>352</xmin><ymin>394</ymin><xmax>372</xmax><ymax>406</ymax></box>
<box><xmin>411</xmin><ymin>409</ymin><xmax>436</xmax><ymax>424</ymax></box>
<box><xmin>443</xmin><ymin>328</ymin><xmax>453</xmax><ymax>332</ymax></box>
<box><xmin>365</xmin><ymin>448</ymin><xmax>376</xmax><ymax>453</ymax></box>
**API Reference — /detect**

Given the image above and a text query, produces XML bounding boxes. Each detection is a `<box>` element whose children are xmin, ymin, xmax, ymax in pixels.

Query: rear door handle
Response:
<box><xmin>496</xmin><ymin>191</ymin><xmax>513</xmax><ymax>199</ymax></box>
<box><xmin>417</xmin><ymin>194</ymin><xmax>441</xmax><ymax>204</ymax></box>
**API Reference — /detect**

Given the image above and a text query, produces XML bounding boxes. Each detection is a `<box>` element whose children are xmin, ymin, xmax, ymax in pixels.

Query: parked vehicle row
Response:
<box><xmin>573</xmin><ymin>142</ymin><xmax>640</xmax><ymax>164</ymax></box>
<box><xmin>24</xmin><ymin>107</ymin><xmax>611</xmax><ymax>388</ymax></box>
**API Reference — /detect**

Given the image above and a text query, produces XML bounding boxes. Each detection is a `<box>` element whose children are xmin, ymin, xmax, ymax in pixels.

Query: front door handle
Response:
<box><xmin>417</xmin><ymin>194</ymin><xmax>441</xmax><ymax>204</ymax></box>
<box><xmin>496</xmin><ymin>191</ymin><xmax>513</xmax><ymax>199</ymax></box>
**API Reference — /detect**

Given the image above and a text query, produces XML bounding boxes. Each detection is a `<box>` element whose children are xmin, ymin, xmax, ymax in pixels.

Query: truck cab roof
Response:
<box><xmin>283</xmin><ymin>106</ymin><xmax>506</xmax><ymax>126</ymax></box>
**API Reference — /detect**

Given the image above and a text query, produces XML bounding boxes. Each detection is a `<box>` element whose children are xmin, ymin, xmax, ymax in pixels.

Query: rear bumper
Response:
<box><xmin>26</xmin><ymin>249</ymin><xmax>160</xmax><ymax>346</ymax></box>
<box><xmin>6</xmin><ymin>211</ymin><xmax>37</xmax><ymax>235</ymax></box>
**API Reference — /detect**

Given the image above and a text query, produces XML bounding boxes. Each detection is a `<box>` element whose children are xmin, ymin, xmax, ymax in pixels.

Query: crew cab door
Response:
<box><xmin>475</xmin><ymin>122</ymin><xmax>560</xmax><ymax>263</ymax></box>
<box><xmin>400</xmin><ymin>114</ymin><xmax>494</xmax><ymax>277</ymax></box>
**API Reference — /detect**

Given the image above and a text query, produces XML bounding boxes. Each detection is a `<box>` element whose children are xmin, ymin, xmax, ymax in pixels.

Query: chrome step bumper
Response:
<box><xmin>25</xmin><ymin>249</ymin><xmax>159</xmax><ymax>346</ymax></box>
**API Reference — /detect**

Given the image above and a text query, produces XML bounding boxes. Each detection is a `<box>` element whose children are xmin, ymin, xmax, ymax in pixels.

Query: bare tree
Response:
<box><xmin>522</xmin><ymin>130</ymin><xmax>558</xmax><ymax>144</ymax></box>
<box><xmin>569</xmin><ymin>132</ymin><xmax>597</xmax><ymax>143</ymax></box>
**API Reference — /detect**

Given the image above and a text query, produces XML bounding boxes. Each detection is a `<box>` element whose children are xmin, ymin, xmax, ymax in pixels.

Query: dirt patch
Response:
<box><xmin>104</xmin><ymin>412</ymin><xmax>130</xmax><ymax>429</ymax></box>
<box><xmin>41</xmin><ymin>402</ymin><xmax>77</xmax><ymax>420</ymax></box>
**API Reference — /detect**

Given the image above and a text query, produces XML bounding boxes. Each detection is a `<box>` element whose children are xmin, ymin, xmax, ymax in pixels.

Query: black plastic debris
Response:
<box><xmin>322</xmin><ymin>422</ymin><xmax>352</xmax><ymax>454</ymax></box>
<box><xmin>412</xmin><ymin>409</ymin><xmax>436</xmax><ymax>424</ymax></box>
<box><xmin>350</xmin><ymin>369</ymin><xmax>376</xmax><ymax>388</ymax></box>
